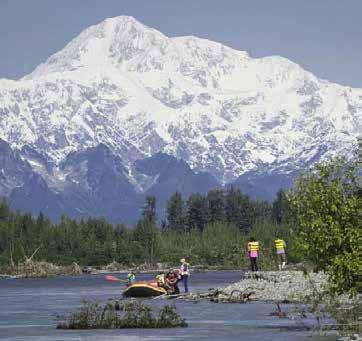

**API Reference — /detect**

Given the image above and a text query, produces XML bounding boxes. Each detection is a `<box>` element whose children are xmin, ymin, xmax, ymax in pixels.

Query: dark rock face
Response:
<box><xmin>0</xmin><ymin>141</ymin><xmax>142</xmax><ymax>223</ymax></box>
<box><xmin>0</xmin><ymin>139</ymin><xmax>69</xmax><ymax>220</ymax></box>
<box><xmin>232</xmin><ymin>170</ymin><xmax>296</xmax><ymax>201</ymax></box>
<box><xmin>0</xmin><ymin>139</ymin><xmax>34</xmax><ymax>197</ymax></box>
<box><xmin>9</xmin><ymin>173</ymin><xmax>67</xmax><ymax>221</ymax></box>
<box><xmin>0</xmin><ymin>142</ymin><xmax>223</xmax><ymax>224</ymax></box>
<box><xmin>20</xmin><ymin>145</ymin><xmax>55</xmax><ymax>173</ymax></box>
<box><xmin>59</xmin><ymin>144</ymin><xmax>142</xmax><ymax>224</ymax></box>
<box><xmin>0</xmin><ymin>141</ymin><xmax>303</xmax><ymax>224</ymax></box>
<box><xmin>135</xmin><ymin>153</ymin><xmax>220</xmax><ymax>216</ymax></box>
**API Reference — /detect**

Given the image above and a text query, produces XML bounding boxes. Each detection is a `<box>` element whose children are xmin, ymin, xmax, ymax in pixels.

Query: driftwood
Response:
<box><xmin>156</xmin><ymin>288</ymin><xmax>255</xmax><ymax>303</ymax></box>
<box><xmin>3</xmin><ymin>260</ymin><xmax>82</xmax><ymax>278</ymax></box>
<box><xmin>27</xmin><ymin>246</ymin><xmax>41</xmax><ymax>262</ymax></box>
<box><xmin>20</xmin><ymin>244</ymin><xmax>42</xmax><ymax>263</ymax></box>
<box><xmin>269</xmin><ymin>302</ymin><xmax>287</xmax><ymax>317</ymax></box>
<box><xmin>210</xmin><ymin>288</ymin><xmax>255</xmax><ymax>303</ymax></box>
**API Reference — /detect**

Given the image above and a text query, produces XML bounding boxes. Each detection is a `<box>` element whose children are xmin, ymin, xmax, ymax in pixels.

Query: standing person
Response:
<box><xmin>247</xmin><ymin>238</ymin><xmax>259</xmax><ymax>271</ymax></box>
<box><xmin>275</xmin><ymin>238</ymin><xmax>287</xmax><ymax>270</ymax></box>
<box><xmin>179</xmin><ymin>258</ymin><xmax>190</xmax><ymax>293</ymax></box>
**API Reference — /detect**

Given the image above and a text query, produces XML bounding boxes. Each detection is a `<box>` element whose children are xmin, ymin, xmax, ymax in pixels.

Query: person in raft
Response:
<box><xmin>156</xmin><ymin>270</ymin><xmax>180</xmax><ymax>294</ymax></box>
<box><xmin>156</xmin><ymin>272</ymin><xmax>165</xmax><ymax>287</ymax></box>
<box><xmin>247</xmin><ymin>238</ymin><xmax>259</xmax><ymax>271</ymax></box>
<box><xmin>179</xmin><ymin>258</ymin><xmax>190</xmax><ymax>293</ymax></box>
<box><xmin>126</xmin><ymin>272</ymin><xmax>136</xmax><ymax>286</ymax></box>
<box><xmin>275</xmin><ymin>237</ymin><xmax>287</xmax><ymax>270</ymax></box>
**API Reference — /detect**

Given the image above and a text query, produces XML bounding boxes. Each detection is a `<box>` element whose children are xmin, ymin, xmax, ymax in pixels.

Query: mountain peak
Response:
<box><xmin>22</xmin><ymin>15</ymin><xmax>250</xmax><ymax>82</ymax></box>
<box><xmin>103</xmin><ymin>15</ymin><xmax>147</xmax><ymax>29</ymax></box>
<box><xmin>23</xmin><ymin>15</ymin><xmax>168</xmax><ymax>80</ymax></box>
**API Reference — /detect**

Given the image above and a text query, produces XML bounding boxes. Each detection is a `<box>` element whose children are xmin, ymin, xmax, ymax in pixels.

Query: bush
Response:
<box><xmin>57</xmin><ymin>299</ymin><xmax>187</xmax><ymax>329</ymax></box>
<box><xmin>288</xmin><ymin>157</ymin><xmax>360</xmax><ymax>295</ymax></box>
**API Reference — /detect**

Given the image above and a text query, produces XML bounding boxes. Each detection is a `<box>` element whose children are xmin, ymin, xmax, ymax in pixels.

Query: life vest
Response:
<box><xmin>127</xmin><ymin>273</ymin><xmax>136</xmax><ymax>285</ymax></box>
<box><xmin>275</xmin><ymin>239</ymin><xmax>285</xmax><ymax>250</ymax></box>
<box><xmin>164</xmin><ymin>272</ymin><xmax>179</xmax><ymax>293</ymax></box>
<box><xmin>248</xmin><ymin>241</ymin><xmax>259</xmax><ymax>252</ymax></box>
<box><xmin>180</xmin><ymin>262</ymin><xmax>190</xmax><ymax>276</ymax></box>
<box><xmin>156</xmin><ymin>274</ymin><xmax>165</xmax><ymax>287</ymax></box>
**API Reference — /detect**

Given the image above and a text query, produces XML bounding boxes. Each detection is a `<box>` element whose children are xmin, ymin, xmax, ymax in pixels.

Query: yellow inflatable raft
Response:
<box><xmin>123</xmin><ymin>281</ymin><xmax>167</xmax><ymax>297</ymax></box>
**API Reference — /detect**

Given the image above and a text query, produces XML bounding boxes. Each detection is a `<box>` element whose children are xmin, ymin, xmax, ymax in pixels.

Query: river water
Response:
<box><xmin>0</xmin><ymin>271</ymin><xmax>337</xmax><ymax>340</ymax></box>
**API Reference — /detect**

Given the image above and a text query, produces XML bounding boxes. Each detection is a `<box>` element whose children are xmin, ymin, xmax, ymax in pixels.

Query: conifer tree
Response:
<box><xmin>166</xmin><ymin>192</ymin><xmax>186</xmax><ymax>231</ymax></box>
<box><xmin>225</xmin><ymin>186</ymin><xmax>243</xmax><ymax>228</ymax></box>
<box><xmin>207</xmin><ymin>189</ymin><xmax>225</xmax><ymax>223</ymax></box>
<box><xmin>142</xmin><ymin>196</ymin><xmax>157</xmax><ymax>223</ymax></box>
<box><xmin>186</xmin><ymin>193</ymin><xmax>208</xmax><ymax>231</ymax></box>
<box><xmin>272</xmin><ymin>189</ymin><xmax>288</xmax><ymax>224</ymax></box>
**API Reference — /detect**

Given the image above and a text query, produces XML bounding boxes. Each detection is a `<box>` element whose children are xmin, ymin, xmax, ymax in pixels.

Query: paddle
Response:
<box><xmin>105</xmin><ymin>275</ymin><xmax>127</xmax><ymax>283</ymax></box>
<box><xmin>153</xmin><ymin>293</ymin><xmax>184</xmax><ymax>299</ymax></box>
<box><xmin>152</xmin><ymin>293</ymin><xmax>168</xmax><ymax>299</ymax></box>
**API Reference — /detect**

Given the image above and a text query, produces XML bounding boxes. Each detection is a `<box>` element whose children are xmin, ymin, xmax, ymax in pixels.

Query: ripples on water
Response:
<box><xmin>0</xmin><ymin>272</ymin><xmax>337</xmax><ymax>340</ymax></box>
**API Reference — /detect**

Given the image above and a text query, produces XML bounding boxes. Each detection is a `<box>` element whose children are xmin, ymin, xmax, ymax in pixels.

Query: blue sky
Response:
<box><xmin>1</xmin><ymin>0</ymin><xmax>361</xmax><ymax>87</ymax></box>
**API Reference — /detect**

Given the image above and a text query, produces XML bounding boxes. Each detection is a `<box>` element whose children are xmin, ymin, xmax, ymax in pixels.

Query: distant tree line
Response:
<box><xmin>165</xmin><ymin>188</ymin><xmax>274</xmax><ymax>233</ymax></box>
<box><xmin>0</xmin><ymin>186</ymin><xmax>294</xmax><ymax>270</ymax></box>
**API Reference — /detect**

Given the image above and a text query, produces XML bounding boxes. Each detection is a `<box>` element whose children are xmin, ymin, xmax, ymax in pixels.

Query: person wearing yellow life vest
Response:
<box><xmin>247</xmin><ymin>238</ymin><xmax>259</xmax><ymax>271</ymax></box>
<box><xmin>275</xmin><ymin>238</ymin><xmax>287</xmax><ymax>270</ymax></box>
<box><xmin>156</xmin><ymin>272</ymin><xmax>165</xmax><ymax>287</ymax></box>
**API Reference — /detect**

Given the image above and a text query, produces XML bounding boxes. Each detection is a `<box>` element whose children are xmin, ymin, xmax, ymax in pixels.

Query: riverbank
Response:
<box><xmin>222</xmin><ymin>271</ymin><xmax>329</xmax><ymax>302</ymax></box>
<box><xmin>0</xmin><ymin>260</ymin><xmax>170</xmax><ymax>278</ymax></box>
<box><xmin>0</xmin><ymin>260</ymin><xmax>244</xmax><ymax>279</ymax></box>
<box><xmin>0</xmin><ymin>260</ymin><xmax>83</xmax><ymax>278</ymax></box>
<box><xmin>160</xmin><ymin>271</ymin><xmax>329</xmax><ymax>303</ymax></box>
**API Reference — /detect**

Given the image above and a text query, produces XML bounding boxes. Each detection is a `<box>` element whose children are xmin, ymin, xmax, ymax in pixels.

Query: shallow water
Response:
<box><xmin>0</xmin><ymin>271</ymin><xmax>337</xmax><ymax>340</ymax></box>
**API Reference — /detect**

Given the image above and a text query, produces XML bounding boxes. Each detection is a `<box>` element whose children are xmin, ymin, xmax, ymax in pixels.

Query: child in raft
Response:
<box><xmin>126</xmin><ymin>272</ymin><xmax>136</xmax><ymax>286</ymax></box>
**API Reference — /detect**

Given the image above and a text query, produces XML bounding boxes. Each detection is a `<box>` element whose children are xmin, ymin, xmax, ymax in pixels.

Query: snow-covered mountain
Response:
<box><xmin>0</xmin><ymin>16</ymin><xmax>361</xmax><ymax>221</ymax></box>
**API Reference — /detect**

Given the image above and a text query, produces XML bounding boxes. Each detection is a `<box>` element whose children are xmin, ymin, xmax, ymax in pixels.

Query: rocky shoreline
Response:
<box><xmin>171</xmin><ymin>271</ymin><xmax>329</xmax><ymax>303</ymax></box>
<box><xmin>222</xmin><ymin>271</ymin><xmax>329</xmax><ymax>302</ymax></box>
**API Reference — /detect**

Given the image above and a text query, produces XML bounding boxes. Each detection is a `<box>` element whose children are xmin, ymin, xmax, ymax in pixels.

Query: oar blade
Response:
<box><xmin>105</xmin><ymin>275</ymin><xmax>120</xmax><ymax>282</ymax></box>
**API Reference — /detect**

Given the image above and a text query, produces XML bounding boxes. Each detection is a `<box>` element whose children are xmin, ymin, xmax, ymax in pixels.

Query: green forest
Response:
<box><xmin>0</xmin><ymin>187</ymin><xmax>293</xmax><ymax>269</ymax></box>
<box><xmin>0</xmin><ymin>156</ymin><xmax>359</xmax><ymax>293</ymax></box>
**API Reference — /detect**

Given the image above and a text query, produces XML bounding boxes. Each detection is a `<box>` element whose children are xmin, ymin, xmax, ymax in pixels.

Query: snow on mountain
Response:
<box><xmin>0</xmin><ymin>15</ymin><xmax>361</xmax><ymax>193</ymax></box>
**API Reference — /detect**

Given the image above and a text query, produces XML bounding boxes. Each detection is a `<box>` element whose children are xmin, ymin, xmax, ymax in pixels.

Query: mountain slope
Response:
<box><xmin>59</xmin><ymin>143</ymin><xmax>142</xmax><ymax>223</ymax></box>
<box><xmin>135</xmin><ymin>153</ymin><xmax>220</xmax><ymax>216</ymax></box>
<box><xmin>0</xmin><ymin>139</ymin><xmax>34</xmax><ymax>197</ymax></box>
<box><xmin>9</xmin><ymin>173</ymin><xmax>67</xmax><ymax>221</ymax></box>
<box><xmin>0</xmin><ymin>142</ymin><xmax>220</xmax><ymax>223</ymax></box>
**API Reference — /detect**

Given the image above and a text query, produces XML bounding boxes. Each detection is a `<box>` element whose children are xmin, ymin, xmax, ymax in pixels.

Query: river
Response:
<box><xmin>0</xmin><ymin>271</ymin><xmax>337</xmax><ymax>340</ymax></box>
